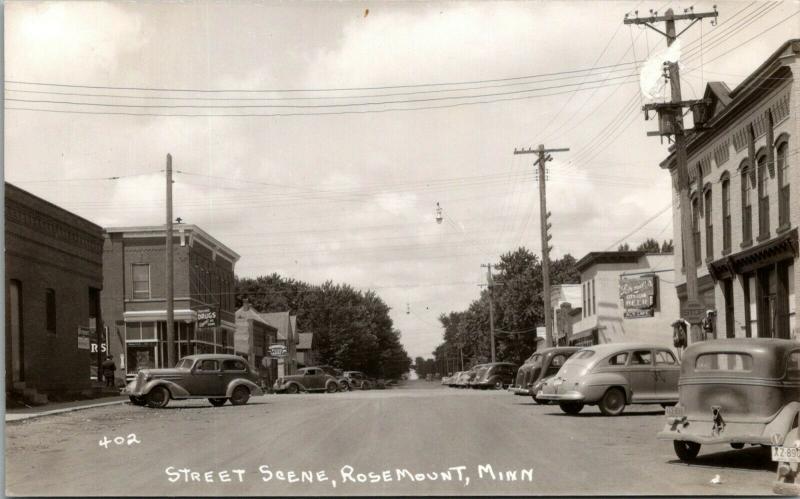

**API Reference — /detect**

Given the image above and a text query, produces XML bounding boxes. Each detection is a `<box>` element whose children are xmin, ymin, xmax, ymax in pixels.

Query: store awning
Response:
<box><xmin>123</xmin><ymin>309</ymin><xmax>196</xmax><ymax>322</ymax></box>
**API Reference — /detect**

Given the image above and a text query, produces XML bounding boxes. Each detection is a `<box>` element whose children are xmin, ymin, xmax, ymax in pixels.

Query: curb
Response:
<box><xmin>6</xmin><ymin>398</ymin><xmax>128</xmax><ymax>422</ymax></box>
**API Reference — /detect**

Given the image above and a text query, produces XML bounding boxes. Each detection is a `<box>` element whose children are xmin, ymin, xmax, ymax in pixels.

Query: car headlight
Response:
<box><xmin>144</xmin><ymin>373</ymin><xmax>153</xmax><ymax>382</ymax></box>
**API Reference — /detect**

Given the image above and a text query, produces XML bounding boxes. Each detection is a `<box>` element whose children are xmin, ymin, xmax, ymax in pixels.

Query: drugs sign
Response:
<box><xmin>197</xmin><ymin>308</ymin><xmax>217</xmax><ymax>328</ymax></box>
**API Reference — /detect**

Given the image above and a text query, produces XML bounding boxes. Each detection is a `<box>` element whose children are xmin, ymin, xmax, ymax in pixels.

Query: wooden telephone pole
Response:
<box><xmin>481</xmin><ymin>263</ymin><xmax>497</xmax><ymax>362</ymax></box>
<box><xmin>513</xmin><ymin>145</ymin><xmax>569</xmax><ymax>348</ymax></box>
<box><xmin>166</xmin><ymin>154</ymin><xmax>176</xmax><ymax>367</ymax></box>
<box><xmin>625</xmin><ymin>6</ymin><xmax>718</xmax><ymax>342</ymax></box>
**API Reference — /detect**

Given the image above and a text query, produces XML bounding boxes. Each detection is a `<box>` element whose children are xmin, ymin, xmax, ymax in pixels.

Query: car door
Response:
<box><xmin>626</xmin><ymin>350</ymin><xmax>656</xmax><ymax>402</ymax></box>
<box><xmin>220</xmin><ymin>359</ymin><xmax>249</xmax><ymax>394</ymax></box>
<box><xmin>303</xmin><ymin>368</ymin><xmax>323</xmax><ymax>390</ymax></box>
<box><xmin>653</xmin><ymin>350</ymin><xmax>680</xmax><ymax>400</ymax></box>
<box><xmin>185</xmin><ymin>359</ymin><xmax>224</xmax><ymax>396</ymax></box>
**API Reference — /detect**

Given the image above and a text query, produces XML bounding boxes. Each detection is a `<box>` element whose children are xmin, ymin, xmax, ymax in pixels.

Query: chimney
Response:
<box><xmin>242</xmin><ymin>298</ymin><xmax>250</xmax><ymax>311</ymax></box>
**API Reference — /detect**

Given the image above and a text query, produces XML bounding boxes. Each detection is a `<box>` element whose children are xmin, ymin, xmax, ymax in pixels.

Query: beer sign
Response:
<box><xmin>620</xmin><ymin>275</ymin><xmax>657</xmax><ymax>319</ymax></box>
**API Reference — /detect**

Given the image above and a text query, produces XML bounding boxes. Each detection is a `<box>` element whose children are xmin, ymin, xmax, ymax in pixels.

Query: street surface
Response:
<box><xmin>6</xmin><ymin>380</ymin><xmax>777</xmax><ymax>496</ymax></box>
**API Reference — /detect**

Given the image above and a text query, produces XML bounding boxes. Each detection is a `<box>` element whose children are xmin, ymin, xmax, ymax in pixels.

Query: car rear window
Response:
<box><xmin>695</xmin><ymin>353</ymin><xmax>753</xmax><ymax>371</ymax></box>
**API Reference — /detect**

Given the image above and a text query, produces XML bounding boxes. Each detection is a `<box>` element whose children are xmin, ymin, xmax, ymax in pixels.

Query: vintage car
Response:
<box><xmin>457</xmin><ymin>366</ymin><xmax>483</xmax><ymax>388</ymax></box>
<box><xmin>317</xmin><ymin>365</ymin><xmax>349</xmax><ymax>391</ymax></box>
<box><xmin>341</xmin><ymin>370</ymin><xmax>374</xmax><ymax>390</ymax></box>
<box><xmin>654</xmin><ymin>338</ymin><xmax>800</xmax><ymax>495</ymax></box>
<box><xmin>273</xmin><ymin>366</ymin><xmax>342</xmax><ymax>394</ymax></box>
<box><xmin>537</xmin><ymin>343</ymin><xmax>680</xmax><ymax>415</ymax></box>
<box><xmin>447</xmin><ymin>371</ymin><xmax>463</xmax><ymax>387</ymax></box>
<box><xmin>470</xmin><ymin>362</ymin><xmax>519</xmax><ymax>389</ymax></box>
<box><xmin>124</xmin><ymin>354</ymin><xmax>263</xmax><ymax>408</ymax></box>
<box><xmin>526</xmin><ymin>347</ymin><xmax>581</xmax><ymax>401</ymax></box>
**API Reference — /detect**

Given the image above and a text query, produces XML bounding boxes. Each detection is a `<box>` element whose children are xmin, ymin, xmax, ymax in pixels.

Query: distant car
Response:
<box><xmin>527</xmin><ymin>347</ymin><xmax>581</xmax><ymax>402</ymax></box>
<box><xmin>654</xmin><ymin>338</ymin><xmax>800</xmax><ymax>495</ymax></box>
<box><xmin>459</xmin><ymin>365</ymin><xmax>484</xmax><ymax>388</ymax></box>
<box><xmin>274</xmin><ymin>367</ymin><xmax>341</xmax><ymax>394</ymax></box>
<box><xmin>124</xmin><ymin>354</ymin><xmax>263</xmax><ymax>408</ymax></box>
<box><xmin>537</xmin><ymin>343</ymin><xmax>680</xmax><ymax>415</ymax></box>
<box><xmin>342</xmin><ymin>371</ymin><xmax>373</xmax><ymax>390</ymax></box>
<box><xmin>470</xmin><ymin>362</ymin><xmax>518</xmax><ymax>389</ymax></box>
<box><xmin>317</xmin><ymin>365</ymin><xmax>349</xmax><ymax>391</ymax></box>
<box><xmin>447</xmin><ymin>371</ymin><xmax>462</xmax><ymax>387</ymax></box>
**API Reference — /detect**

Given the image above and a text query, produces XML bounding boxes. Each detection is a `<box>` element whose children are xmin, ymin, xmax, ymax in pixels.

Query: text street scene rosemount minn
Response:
<box><xmin>3</xmin><ymin>1</ymin><xmax>800</xmax><ymax>496</ymax></box>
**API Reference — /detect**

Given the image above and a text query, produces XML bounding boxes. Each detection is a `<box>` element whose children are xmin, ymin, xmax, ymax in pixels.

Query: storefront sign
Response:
<box><xmin>268</xmin><ymin>344</ymin><xmax>288</xmax><ymax>358</ymax></box>
<box><xmin>78</xmin><ymin>327</ymin><xmax>92</xmax><ymax>350</ymax></box>
<box><xmin>620</xmin><ymin>275</ymin><xmax>657</xmax><ymax>319</ymax></box>
<box><xmin>197</xmin><ymin>308</ymin><xmax>217</xmax><ymax>328</ymax></box>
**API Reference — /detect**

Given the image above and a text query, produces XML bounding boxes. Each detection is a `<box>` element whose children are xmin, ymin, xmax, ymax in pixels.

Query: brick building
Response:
<box><xmin>662</xmin><ymin>39</ymin><xmax>799</xmax><ymax>340</ymax></box>
<box><xmin>101</xmin><ymin>224</ymin><xmax>239</xmax><ymax>382</ymax></box>
<box><xmin>5</xmin><ymin>183</ymin><xmax>104</xmax><ymax>400</ymax></box>
<box><xmin>568</xmin><ymin>251</ymin><xmax>679</xmax><ymax>348</ymax></box>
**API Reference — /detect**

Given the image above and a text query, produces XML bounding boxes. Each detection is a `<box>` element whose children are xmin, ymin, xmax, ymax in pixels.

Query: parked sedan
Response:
<box><xmin>537</xmin><ymin>343</ymin><xmax>680</xmax><ymax>415</ymax></box>
<box><xmin>470</xmin><ymin>362</ymin><xmax>519</xmax><ymax>389</ymax></box>
<box><xmin>342</xmin><ymin>371</ymin><xmax>373</xmax><ymax>390</ymax></box>
<box><xmin>124</xmin><ymin>354</ymin><xmax>263</xmax><ymax>408</ymax></box>
<box><xmin>273</xmin><ymin>367</ymin><xmax>341</xmax><ymax>394</ymax></box>
<box><xmin>654</xmin><ymin>338</ymin><xmax>800</xmax><ymax>495</ymax></box>
<box><xmin>527</xmin><ymin>347</ymin><xmax>581</xmax><ymax>401</ymax></box>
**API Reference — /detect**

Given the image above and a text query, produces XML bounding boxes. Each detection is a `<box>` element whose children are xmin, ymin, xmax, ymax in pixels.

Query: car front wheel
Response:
<box><xmin>286</xmin><ymin>384</ymin><xmax>299</xmax><ymax>394</ymax></box>
<box><xmin>146</xmin><ymin>386</ymin><xmax>170</xmax><ymax>408</ymax></box>
<box><xmin>598</xmin><ymin>388</ymin><xmax>626</xmax><ymax>416</ymax></box>
<box><xmin>129</xmin><ymin>395</ymin><xmax>147</xmax><ymax>406</ymax></box>
<box><xmin>208</xmin><ymin>398</ymin><xmax>227</xmax><ymax>407</ymax></box>
<box><xmin>326</xmin><ymin>382</ymin><xmax>339</xmax><ymax>393</ymax></box>
<box><xmin>230</xmin><ymin>386</ymin><xmax>250</xmax><ymax>406</ymax></box>
<box><xmin>673</xmin><ymin>440</ymin><xmax>701</xmax><ymax>460</ymax></box>
<box><xmin>559</xmin><ymin>402</ymin><xmax>584</xmax><ymax>415</ymax></box>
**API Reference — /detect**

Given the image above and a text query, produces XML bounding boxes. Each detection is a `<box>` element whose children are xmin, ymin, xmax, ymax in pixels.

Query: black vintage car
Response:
<box><xmin>274</xmin><ymin>366</ymin><xmax>342</xmax><ymax>394</ymax></box>
<box><xmin>523</xmin><ymin>347</ymin><xmax>581</xmax><ymax>402</ymax></box>
<box><xmin>124</xmin><ymin>354</ymin><xmax>264</xmax><ymax>408</ymax></box>
<box><xmin>470</xmin><ymin>362</ymin><xmax>519</xmax><ymax>389</ymax></box>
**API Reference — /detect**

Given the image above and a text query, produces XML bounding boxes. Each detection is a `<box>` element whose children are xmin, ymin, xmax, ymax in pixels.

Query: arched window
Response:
<box><xmin>757</xmin><ymin>150</ymin><xmax>769</xmax><ymax>238</ymax></box>
<box><xmin>721</xmin><ymin>173</ymin><xmax>731</xmax><ymax>252</ymax></box>
<box><xmin>740</xmin><ymin>160</ymin><xmax>752</xmax><ymax>244</ymax></box>
<box><xmin>777</xmin><ymin>137</ymin><xmax>790</xmax><ymax>228</ymax></box>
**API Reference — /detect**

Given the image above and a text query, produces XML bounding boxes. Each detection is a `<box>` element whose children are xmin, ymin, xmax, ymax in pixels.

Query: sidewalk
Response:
<box><xmin>5</xmin><ymin>395</ymin><xmax>128</xmax><ymax>422</ymax></box>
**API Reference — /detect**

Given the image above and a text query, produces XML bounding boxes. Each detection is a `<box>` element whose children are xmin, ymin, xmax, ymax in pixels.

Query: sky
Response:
<box><xmin>4</xmin><ymin>0</ymin><xmax>799</xmax><ymax>359</ymax></box>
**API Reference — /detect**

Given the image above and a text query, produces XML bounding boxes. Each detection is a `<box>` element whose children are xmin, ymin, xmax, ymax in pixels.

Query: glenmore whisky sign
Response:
<box><xmin>619</xmin><ymin>275</ymin><xmax>657</xmax><ymax>319</ymax></box>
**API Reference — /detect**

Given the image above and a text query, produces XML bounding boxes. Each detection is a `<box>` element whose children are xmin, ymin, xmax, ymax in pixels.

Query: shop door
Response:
<box><xmin>757</xmin><ymin>267</ymin><xmax>777</xmax><ymax>338</ymax></box>
<box><xmin>9</xmin><ymin>280</ymin><xmax>23</xmax><ymax>383</ymax></box>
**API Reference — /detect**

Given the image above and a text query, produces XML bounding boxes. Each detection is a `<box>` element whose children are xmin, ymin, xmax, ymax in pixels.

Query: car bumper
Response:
<box><xmin>511</xmin><ymin>387</ymin><xmax>530</xmax><ymax>395</ymax></box>
<box><xmin>536</xmin><ymin>390</ymin><xmax>586</xmax><ymax>402</ymax></box>
<box><xmin>657</xmin><ymin>419</ymin><xmax>772</xmax><ymax>445</ymax></box>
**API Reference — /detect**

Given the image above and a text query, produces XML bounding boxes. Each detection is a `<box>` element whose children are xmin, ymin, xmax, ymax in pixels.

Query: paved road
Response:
<box><xmin>5</xmin><ymin>381</ymin><xmax>778</xmax><ymax>496</ymax></box>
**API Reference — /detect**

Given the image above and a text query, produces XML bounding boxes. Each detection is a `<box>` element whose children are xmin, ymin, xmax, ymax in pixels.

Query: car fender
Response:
<box><xmin>141</xmin><ymin>379</ymin><xmax>190</xmax><ymax>399</ymax></box>
<box><xmin>226</xmin><ymin>379</ymin><xmax>264</xmax><ymax>397</ymax></box>
<box><xmin>584</xmin><ymin>372</ymin><xmax>631</xmax><ymax>402</ymax></box>
<box><xmin>324</xmin><ymin>380</ymin><xmax>339</xmax><ymax>391</ymax></box>
<box><xmin>764</xmin><ymin>401</ymin><xmax>800</xmax><ymax>440</ymax></box>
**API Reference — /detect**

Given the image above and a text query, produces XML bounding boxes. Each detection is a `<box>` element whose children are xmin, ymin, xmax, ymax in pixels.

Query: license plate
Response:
<box><xmin>772</xmin><ymin>446</ymin><xmax>800</xmax><ymax>463</ymax></box>
<box><xmin>665</xmin><ymin>406</ymin><xmax>684</xmax><ymax>417</ymax></box>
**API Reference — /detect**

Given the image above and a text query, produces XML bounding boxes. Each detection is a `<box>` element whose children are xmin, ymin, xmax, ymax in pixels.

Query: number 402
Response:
<box><xmin>98</xmin><ymin>434</ymin><xmax>140</xmax><ymax>448</ymax></box>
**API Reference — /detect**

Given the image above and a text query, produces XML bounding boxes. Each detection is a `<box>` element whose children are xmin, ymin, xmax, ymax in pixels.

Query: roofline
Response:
<box><xmin>659</xmin><ymin>39</ymin><xmax>799</xmax><ymax>169</ymax></box>
<box><xmin>5</xmin><ymin>182</ymin><xmax>103</xmax><ymax>233</ymax></box>
<box><xmin>575</xmin><ymin>251</ymin><xmax>647</xmax><ymax>273</ymax></box>
<box><xmin>104</xmin><ymin>224</ymin><xmax>240</xmax><ymax>263</ymax></box>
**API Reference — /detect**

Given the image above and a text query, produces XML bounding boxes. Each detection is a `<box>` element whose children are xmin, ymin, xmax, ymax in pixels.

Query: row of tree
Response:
<box><xmin>617</xmin><ymin>238</ymin><xmax>674</xmax><ymax>253</ymax></box>
<box><xmin>416</xmin><ymin>247</ymin><xmax>580</xmax><ymax>375</ymax></box>
<box><xmin>236</xmin><ymin>274</ymin><xmax>412</xmax><ymax>379</ymax></box>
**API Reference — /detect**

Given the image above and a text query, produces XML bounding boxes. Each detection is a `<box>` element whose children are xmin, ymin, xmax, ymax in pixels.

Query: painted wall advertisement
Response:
<box><xmin>77</xmin><ymin>326</ymin><xmax>92</xmax><ymax>350</ymax></box>
<box><xmin>620</xmin><ymin>275</ymin><xmax>657</xmax><ymax>319</ymax></box>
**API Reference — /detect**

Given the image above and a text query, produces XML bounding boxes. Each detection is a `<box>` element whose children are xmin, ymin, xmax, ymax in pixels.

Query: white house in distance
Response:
<box><xmin>568</xmin><ymin>251</ymin><xmax>679</xmax><ymax>348</ymax></box>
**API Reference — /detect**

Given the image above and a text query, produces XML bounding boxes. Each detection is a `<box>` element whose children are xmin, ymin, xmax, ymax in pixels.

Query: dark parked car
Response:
<box><xmin>342</xmin><ymin>371</ymin><xmax>373</xmax><ymax>390</ymax></box>
<box><xmin>124</xmin><ymin>354</ymin><xmax>263</xmax><ymax>408</ymax></box>
<box><xmin>655</xmin><ymin>338</ymin><xmax>800</xmax><ymax>495</ymax></box>
<box><xmin>274</xmin><ymin>367</ymin><xmax>342</xmax><ymax>394</ymax></box>
<box><xmin>523</xmin><ymin>347</ymin><xmax>581</xmax><ymax>401</ymax></box>
<box><xmin>317</xmin><ymin>365</ymin><xmax>349</xmax><ymax>391</ymax></box>
<box><xmin>537</xmin><ymin>343</ymin><xmax>680</xmax><ymax>415</ymax></box>
<box><xmin>470</xmin><ymin>362</ymin><xmax>518</xmax><ymax>389</ymax></box>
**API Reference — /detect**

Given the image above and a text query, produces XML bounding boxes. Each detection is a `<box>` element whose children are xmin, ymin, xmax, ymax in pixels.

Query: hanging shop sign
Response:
<box><xmin>78</xmin><ymin>326</ymin><xmax>92</xmax><ymax>350</ymax></box>
<box><xmin>620</xmin><ymin>275</ymin><xmax>657</xmax><ymax>319</ymax></box>
<box><xmin>268</xmin><ymin>344</ymin><xmax>288</xmax><ymax>358</ymax></box>
<box><xmin>197</xmin><ymin>308</ymin><xmax>217</xmax><ymax>328</ymax></box>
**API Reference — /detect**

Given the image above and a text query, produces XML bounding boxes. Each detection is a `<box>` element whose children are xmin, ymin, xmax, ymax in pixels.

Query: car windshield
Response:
<box><xmin>175</xmin><ymin>358</ymin><xmax>193</xmax><ymax>369</ymax></box>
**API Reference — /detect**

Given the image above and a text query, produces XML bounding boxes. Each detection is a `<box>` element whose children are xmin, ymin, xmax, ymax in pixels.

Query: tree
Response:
<box><xmin>661</xmin><ymin>239</ymin><xmax>674</xmax><ymax>253</ymax></box>
<box><xmin>617</xmin><ymin>243</ymin><xmax>632</xmax><ymax>251</ymax></box>
<box><xmin>636</xmin><ymin>238</ymin><xmax>661</xmax><ymax>253</ymax></box>
<box><xmin>236</xmin><ymin>275</ymin><xmax>411</xmax><ymax>378</ymax></box>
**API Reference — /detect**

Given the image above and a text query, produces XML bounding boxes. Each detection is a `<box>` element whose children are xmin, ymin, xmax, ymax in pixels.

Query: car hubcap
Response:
<box><xmin>608</xmin><ymin>391</ymin><xmax>623</xmax><ymax>410</ymax></box>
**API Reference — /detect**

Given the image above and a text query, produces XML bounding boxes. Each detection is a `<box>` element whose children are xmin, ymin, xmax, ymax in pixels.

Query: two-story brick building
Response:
<box><xmin>662</xmin><ymin>39</ymin><xmax>798</xmax><ymax>340</ymax></box>
<box><xmin>5</xmin><ymin>183</ymin><xmax>104</xmax><ymax>401</ymax></box>
<box><xmin>101</xmin><ymin>224</ymin><xmax>240</xmax><ymax>382</ymax></box>
<box><xmin>568</xmin><ymin>251</ymin><xmax>679</xmax><ymax>348</ymax></box>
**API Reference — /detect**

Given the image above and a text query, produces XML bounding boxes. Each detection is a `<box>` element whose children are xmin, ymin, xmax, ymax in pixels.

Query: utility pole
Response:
<box><xmin>513</xmin><ymin>145</ymin><xmax>569</xmax><ymax>347</ymax></box>
<box><xmin>481</xmin><ymin>263</ymin><xmax>497</xmax><ymax>362</ymax></box>
<box><xmin>625</xmin><ymin>6</ymin><xmax>718</xmax><ymax>343</ymax></box>
<box><xmin>165</xmin><ymin>154</ymin><xmax>176</xmax><ymax>367</ymax></box>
